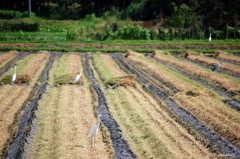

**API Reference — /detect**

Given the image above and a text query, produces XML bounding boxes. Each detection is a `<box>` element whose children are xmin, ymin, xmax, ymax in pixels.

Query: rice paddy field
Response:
<box><xmin>0</xmin><ymin>50</ymin><xmax>240</xmax><ymax>159</ymax></box>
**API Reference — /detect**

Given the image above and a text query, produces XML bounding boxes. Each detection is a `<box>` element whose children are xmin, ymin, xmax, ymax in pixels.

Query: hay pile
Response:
<box><xmin>105</xmin><ymin>74</ymin><xmax>136</xmax><ymax>88</ymax></box>
<box><xmin>17</xmin><ymin>74</ymin><xmax>31</xmax><ymax>84</ymax></box>
<box><xmin>184</xmin><ymin>51</ymin><xmax>197</xmax><ymax>58</ymax></box>
<box><xmin>124</xmin><ymin>50</ymin><xmax>136</xmax><ymax>58</ymax></box>
<box><xmin>214</xmin><ymin>50</ymin><xmax>226</xmax><ymax>58</ymax></box>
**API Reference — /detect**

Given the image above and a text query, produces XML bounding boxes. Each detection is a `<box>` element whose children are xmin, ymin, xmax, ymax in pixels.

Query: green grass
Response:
<box><xmin>138</xmin><ymin>53</ymin><xmax>203</xmax><ymax>87</ymax></box>
<box><xmin>93</xmin><ymin>53</ymin><xmax>114</xmax><ymax>82</ymax></box>
<box><xmin>49</xmin><ymin>54</ymin><xmax>73</xmax><ymax>85</ymax></box>
<box><xmin>0</xmin><ymin>54</ymin><xmax>36</xmax><ymax>84</ymax></box>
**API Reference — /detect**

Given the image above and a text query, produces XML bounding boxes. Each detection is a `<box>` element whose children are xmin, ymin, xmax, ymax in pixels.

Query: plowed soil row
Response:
<box><xmin>213</xmin><ymin>52</ymin><xmax>240</xmax><ymax>65</ymax></box>
<box><xmin>183</xmin><ymin>54</ymin><xmax>240</xmax><ymax>79</ymax></box>
<box><xmin>92</xmin><ymin>54</ymin><xmax>215</xmax><ymax>158</ymax></box>
<box><xmin>4</xmin><ymin>54</ymin><xmax>54</xmax><ymax>159</ymax></box>
<box><xmin>153</xmin><ymin>51</ymin><xmax>240</xmax><ymax>96</ymax></box>
<box><xmin>28</xmin><ymin>86</ymin><xmax>113</xmax><ymax>159</ymax></box>
<box><xmin>112</xmin><ymin>54</ymin><xmax>240</xmax><ymax>156</ymax></box>
<box><xmin>0</xmin><ymin>85</ymin><xmax>32</xmax><ymax>158</ymax></box>
<box><xmin>84</xmin><ymin>54</ymin><xmax>137</xmax><ymax>159</ymax></box>
<box><xmin>118</xmin><ymin>53</ymin><xmax>240</xmax><ymax>147</ymax></box>
<box><xmin>151</xmin><ymin>51</ymin><xmax>240</xmax><ymax>110</ymax></box>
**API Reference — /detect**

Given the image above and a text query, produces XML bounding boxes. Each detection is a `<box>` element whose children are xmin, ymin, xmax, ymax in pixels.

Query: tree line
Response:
<box><xmin>0</xmin><ymin>0</ymin><xmax>239</xmax><ymax>38</ymax></box>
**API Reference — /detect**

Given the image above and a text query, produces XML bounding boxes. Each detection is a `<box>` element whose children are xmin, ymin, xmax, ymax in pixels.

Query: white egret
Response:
<box><xmin>12</xmin><ymin>65</ymin><xmax>17</xmax><ymax>83</ymax></box>
<box><xmin>88</xmin><ymin>114</ymin><xmax>102</xmax><ymax>146</ymax></box>
<box><xmin>209</xmin><ymin>33</ymin><xmax>212</xmax><ymax>42</ymax></box>
<box><xmin>74</xmin><ymin>69</ymin><xmax>83</xmax><ymax>84</ymax></box>
<box><xmin>212</xmin><ymin>59</ymin><xmax>222</xmax><ymax>71</ymax></box>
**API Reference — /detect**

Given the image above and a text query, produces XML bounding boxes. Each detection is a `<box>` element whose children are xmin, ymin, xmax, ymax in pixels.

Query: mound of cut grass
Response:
<box><xmin>0</xmin><ymin>75</ymin><xmax>12</xmax><ymax>84</ymax></box>
<box><xmin>0</xmin><ymin>74</ymin><xmax>31</xmax><ymax>84</ymax></box>
<box><xmin>105</xmin><ymin>74</ymin><xmax>136</xmax><ymax>88</ymax></box>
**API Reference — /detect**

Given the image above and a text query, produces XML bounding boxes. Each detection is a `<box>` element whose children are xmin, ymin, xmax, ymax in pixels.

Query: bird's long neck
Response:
<box><xmin>14</xmin><ymin>66</ymin><xmax>16</xmax><ymax>74</ymax></box>
<box><xmin>79</xmin><ymin>70</ymin><xmax>82</xmax><ymax>75</ymax></box>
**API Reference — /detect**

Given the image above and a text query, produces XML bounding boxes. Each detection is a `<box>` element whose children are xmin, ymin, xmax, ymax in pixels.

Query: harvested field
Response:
<box><xmin>92</xmin><ymin>53</ymin><xmax>215</xmax><ymax>158</ymax></box>
<box><xmin>153</xmin><ymin>51</ymin><xmax>240</xmax><ymax>94</ymax></box>
<box><xmin>214</xmin><ymin>51</ymin><xmax>240</xmax><ymax>64</ymax></box>
<box><xmin>113</xmin><ymin>52</ymin><xmax>240</xmax><ymax>148</ymax></box>
<box><xmin>0</xmin><ymin>52</ymin><xmax>49</xmax><ymax>85</ymax></box>
<box><xmin>0</xmin><ymin>85</ymin><xmax>31</xmax><ymax>157</ymax></box>
<box><xmin>184</xmin><ymin>53</ymin><xmax>240</xmax><ymax>77</ymax></box>
<box><xmin>0</xmin><ymin>51</ymin><xmax>16</xmax><ymax>69</ymax></box>
<box><xmin>29</xmin><ymin>86</ymin><xmax>113</xmax><ymax>159</ymax></box>
<box><xmin>49</xmin><ymin>53</ymin><xmax>87</xmax><ymax>85</ymax></box>
<box><xmin>1</xmin><ymin>51</ymin><xmax>240</xmax><ymax>158</ymax></box>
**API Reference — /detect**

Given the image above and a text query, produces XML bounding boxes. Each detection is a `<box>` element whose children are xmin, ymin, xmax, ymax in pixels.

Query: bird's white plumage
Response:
<box><xmin>88</xmin><ymin>114</ymin><xmax>101</xmax><ymax>145</ymax></box>
<box><xmin>74</xmin><ymin>70</ymin><xmax>82</xmax><ymax>83</ymax></box>
<box><xmin>209</xmin><ymin>33</ymin><xmax>211</xmax><ymax>42</ymax></box>
<box><xmin>12</xmin><ymin>66</ymin><xmax>16</xmax><ymax>82</ymax></box>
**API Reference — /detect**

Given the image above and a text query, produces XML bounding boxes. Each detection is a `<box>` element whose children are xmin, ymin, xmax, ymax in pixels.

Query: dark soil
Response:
<box><xmin>113</xmin><ymin>54</ymin><xmax>240</xmax><ymax>156</ymax></box>
<box><xmin>4</xmin><ymin>54</ymin><xmax>55</xmax><ymax>159</ymax></box>
<box><xmin>84</xmin><ymin>54</ymin><xmax>137</xmax><ymax>159</ymax></box>
<box><xmin>153</xmin><ymin>55</ymin><xmax>240</xmax><ymax>112</ymax></box>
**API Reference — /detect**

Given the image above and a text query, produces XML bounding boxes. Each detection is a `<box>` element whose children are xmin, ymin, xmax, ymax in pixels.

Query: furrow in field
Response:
<box><xmin>112</xmin><ymin>54</ymin><xmax>240</xmax><ymax>156</ymax></box>
<box><xmin>153</xmin><ymin>51</ymin><xmax>240</xmax><ymax>94</ymax></box>
<box><xmin>120</xmin><ymin>53</ymin><xmax>240</xmax><ymax>147</ymax></box>
<box><xmin>93</xmin><ymin>54</ymin><xmax>214</xmax><ymax>158</ymax></box>
<box><xmin>152</xmin><ymin>51</ymin><xmax>240</xmax><ymax>110</ymax></box>
<box><xmin>212</xmin><ymin>52</ymin><xmax>240</xmax><ymax>66</ymax></box>
<box><xmin>0</xmin><ymin>85</ymin><xmax>32</xmax><ymax>158</ymax></box>
<box><xmin>106</xmin><ymin>86</ymin><xmax>215</xmax><ymax>159</ymax></box>
<box><xmin>5</xmin><ymin>54</ymin><xmax>54</xmax><ymax>159</ymax></box>
<box><xmin>84</xmin><ymin>54</ymin><xmax>137</xmax><ymax>159</ymax></box>
<box><xmin>180</xmin><ymin>53</ymin><xmax>240</xmax><ymax>79</ymax></box>
<box><xmin>29</xmin><ymin>86</ymin><xmax>112</xmax><ymax>159</ymax></box>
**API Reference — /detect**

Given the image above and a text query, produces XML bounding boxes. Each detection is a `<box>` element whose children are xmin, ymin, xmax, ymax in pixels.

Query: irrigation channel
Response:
<box><xmin>150</xmin><ymin>54</ymin><xmax>240</xmax><ymax>111</ymax></box>
<box><xmin>111</xmin><ymin>53</ymin><xmax>240</xmax><ymax>157</ymax></box>
<box><xmin>84</xmin><ymin>54</ymin><xmax>137</xmax><ymax>159</ymax></box>
<box><xmin>4</xmin><ymin>54</ymin><xmax>55</xmax><ymax>159</ymax></box>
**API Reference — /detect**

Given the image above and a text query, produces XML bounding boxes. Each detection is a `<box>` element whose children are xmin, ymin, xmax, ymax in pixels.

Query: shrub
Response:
<box><xmin>0</xmin><ymin>22</ymin><xmax>39</xmax><ymax>31</ymax></box>
<box><xmin>66</xmin><ymin>29</ymin><xmax>78</xmax><ymax>40</ymax></box>
<box><xmin>0</xmin><ymin>10</ymin><xmax>22</xmax><ymax>19</ymax></box>
<box><xmin>158</xmin><ymin>27</ymin><xmax>166</xmax><ymax>40</ymax></box>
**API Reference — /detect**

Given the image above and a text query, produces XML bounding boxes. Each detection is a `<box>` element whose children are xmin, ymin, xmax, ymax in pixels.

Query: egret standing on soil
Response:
<box><xmin>74</xmin><ymin>69</ymin><xmax>83</xmax><ymax>84</ymax></box>
<box><xmin>209</xmin><ymin>33</ymin><xmax>212</xmax><ymax>42</ymax></box>
<box><xmin>88</xmin><ymin>114</ymin><xmax>101</xmax><ymax>146</ymax></box>
<box><xmin>12</xmin><ymin>65</ymin><xmax>17</xmax><ymax>83</ymax></box>
<box><xmin>212</xmin><ymin>59</ymin><xmax>222</xmax><ymax>71</ymax></box>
